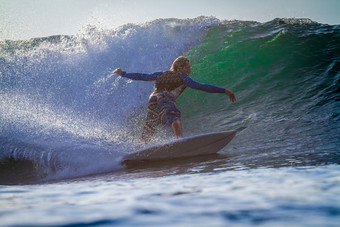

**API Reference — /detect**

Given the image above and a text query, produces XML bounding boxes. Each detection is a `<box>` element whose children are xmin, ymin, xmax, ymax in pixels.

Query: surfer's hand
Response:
<box><xmin>113</xmin><ymin>68</ymin><xmax>123</xmax><ymax>76</ymax></box>
<box><xmin>225</xmin><ymin>89</ymin><xmax>236</xmax><ymax>103</ymax></box>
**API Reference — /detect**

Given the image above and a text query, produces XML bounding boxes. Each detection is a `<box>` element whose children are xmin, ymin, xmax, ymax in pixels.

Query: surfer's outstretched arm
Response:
<box><xmin>180</xmin><ymin>74</ymin><xmax>236</xmax><ymax>102</ymax></box>
<box><xmin>113</xmin><ymin>68</ymin><xmax>162</xmax><ymax>81</ymax></box>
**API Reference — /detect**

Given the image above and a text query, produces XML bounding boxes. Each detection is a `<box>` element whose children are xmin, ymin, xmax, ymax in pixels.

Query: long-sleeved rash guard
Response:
<box><xmin>121</xmin><ymin>71</ymin><xmax>225</xmax><ymax>99</ymax></box>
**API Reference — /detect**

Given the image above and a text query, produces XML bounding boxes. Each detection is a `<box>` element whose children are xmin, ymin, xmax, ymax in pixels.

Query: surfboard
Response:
<box><xmin>123</xmin><ymin>131</ymin><xmax>236</xmax><ymax>163</ymax></box>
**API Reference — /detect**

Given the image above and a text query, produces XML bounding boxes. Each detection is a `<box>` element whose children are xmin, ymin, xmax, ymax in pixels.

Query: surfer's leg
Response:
<box><xmin>140</xmin><ymin>123</ymin><xmax>155</xmax><ymax>143</ymax></box>
<box><xmin>139</xmin><ymin>95</ymin><xmax>159</xmax><ymax>143</ymax></box>
<box><xmin>140</xmin><ymin>113</ymin><xmax>157</xmax><ymax>143</ymax></box>
<box><xmin>171</xmin><ymin>119</ymin><xmax>183</xmax><ymax>138</ymax></box>
<box><xmin>140</xmin><ymin>112</ymin><xmax>158</xmax><ymax>143</ymax></box>
<box><xmin>159</xmin><ymin>93</ymin><xmax>182</xmax><ymax>138</ymax></box>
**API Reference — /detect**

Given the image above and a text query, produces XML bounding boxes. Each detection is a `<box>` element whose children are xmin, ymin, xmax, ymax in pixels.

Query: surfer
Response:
<box><xmin>113</xmin><ymin>56</ymin><xmax>235</xmax><ymax>143</ymax></box>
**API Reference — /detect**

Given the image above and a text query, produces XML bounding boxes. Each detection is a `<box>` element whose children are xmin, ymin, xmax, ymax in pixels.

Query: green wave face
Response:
<box><xmin>180</xmin><ymin>20</ymin><xmax>339</xmax><ymax>118</ymax></box>
<box><xmin>179</xmin><ymin>20</ymin><xmax>339</xmax><ymax>158</ymax></box>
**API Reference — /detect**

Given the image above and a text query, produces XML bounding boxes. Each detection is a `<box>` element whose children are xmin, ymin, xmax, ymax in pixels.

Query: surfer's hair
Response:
<box><xmin>170</xmin><ymin>56</ymin><xmax>190</xmax><ymax>72</ymax></box>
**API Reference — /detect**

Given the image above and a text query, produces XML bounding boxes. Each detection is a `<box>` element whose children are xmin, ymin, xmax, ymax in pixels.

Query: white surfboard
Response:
<box><xmin>123</xmin><ymin>131</ymin><xmax>236</xmax><ymax>163</ymax></box>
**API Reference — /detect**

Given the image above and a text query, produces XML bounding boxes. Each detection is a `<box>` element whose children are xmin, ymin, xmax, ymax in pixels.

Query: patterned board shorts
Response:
<box><xmin>141</xmin><ymin>92</ymin><xmax>181</xmax><ymax>140</ymax></box>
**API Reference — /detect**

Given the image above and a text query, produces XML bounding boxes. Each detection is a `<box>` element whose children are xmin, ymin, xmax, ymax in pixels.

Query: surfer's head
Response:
<box><xmin>170</xmin><ymin>56</ymin><xmax>191</xmax><ymax>76</ymax></box>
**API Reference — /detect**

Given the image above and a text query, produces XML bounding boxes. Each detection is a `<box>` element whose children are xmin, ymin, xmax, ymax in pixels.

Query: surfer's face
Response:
<box><xmin>179</xmin><ymin>62</ymin><xmax>191</xmax><ymax>76</ymax></box>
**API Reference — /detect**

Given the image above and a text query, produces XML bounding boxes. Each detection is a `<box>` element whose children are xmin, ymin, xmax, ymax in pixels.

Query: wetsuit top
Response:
<box><xmin>120</xmin><ymin>71</ymin><xmax>225</xmax><ymax>99</ymax></box>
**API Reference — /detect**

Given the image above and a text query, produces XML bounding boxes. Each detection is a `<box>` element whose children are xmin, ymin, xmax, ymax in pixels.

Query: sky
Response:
<box><xmin>1</xmin><ymin>0</ymin><xmax>339</xmax><ymax>41</ymax></box>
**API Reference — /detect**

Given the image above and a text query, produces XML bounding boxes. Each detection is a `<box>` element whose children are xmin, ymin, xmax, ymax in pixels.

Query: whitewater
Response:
<box><xmin>0</xmin><ymin>17</ymin><xmax>339</xmax><ymax>226</ymax></box>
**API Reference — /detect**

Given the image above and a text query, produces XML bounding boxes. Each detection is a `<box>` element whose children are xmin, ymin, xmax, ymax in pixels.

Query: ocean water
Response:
<box><xmin>0</xmin><ymin>17</ymin><xmax>339</xmax><ymax>226</ymax></box>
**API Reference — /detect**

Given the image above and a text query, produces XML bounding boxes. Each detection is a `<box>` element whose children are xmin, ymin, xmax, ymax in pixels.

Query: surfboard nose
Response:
<box><xmin>207</xmin><ymin>131</ymin><xmax>237</xmax><ymax>141</ymax></box>
<box><xmin>223</xmin><ymin>130</ymin><xmax>236</xmax><ymax>139</ymax></box>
